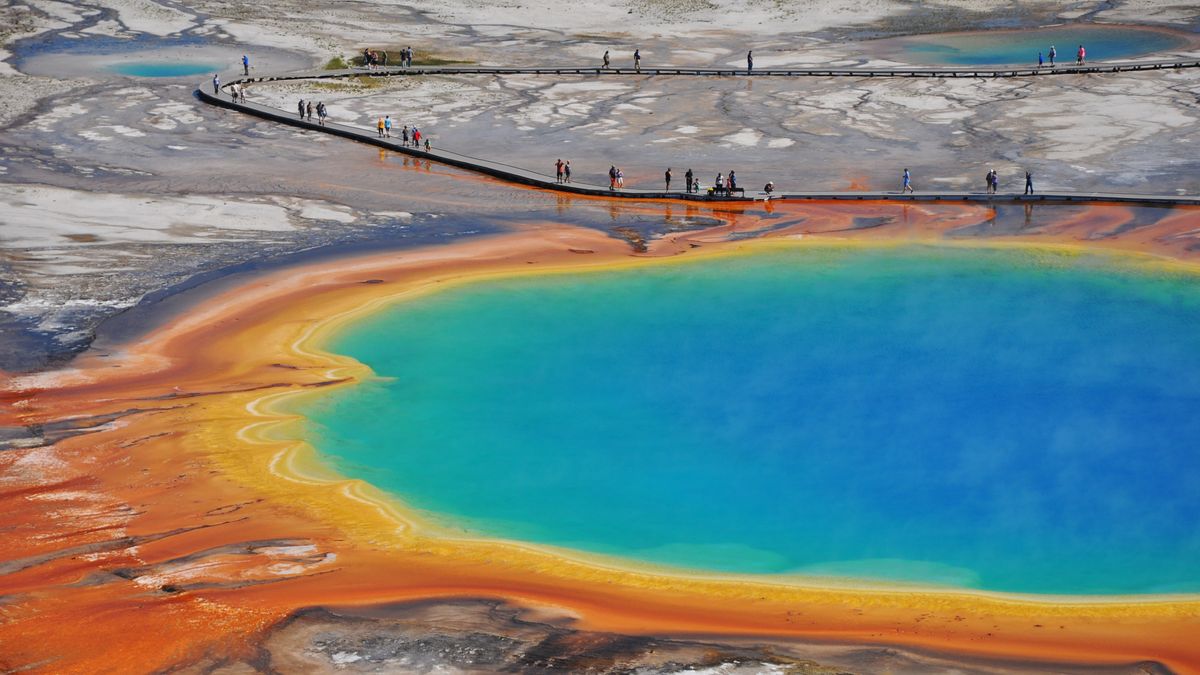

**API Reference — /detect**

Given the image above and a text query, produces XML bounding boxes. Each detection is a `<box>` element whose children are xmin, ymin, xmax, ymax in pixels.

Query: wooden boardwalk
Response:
<box><xmin>196</xmin><ymin>63</ymin><xmax>1200</xmax><ymax>207</ymax></box>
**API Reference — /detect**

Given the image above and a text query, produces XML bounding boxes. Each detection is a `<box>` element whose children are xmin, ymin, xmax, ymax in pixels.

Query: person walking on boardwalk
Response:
<box><xmin>424</xmin><ymin>138</ymin><xmax>431</xmax><ymax>152</ymax></box>
<box><xmin>665</xmin><ymin>167</ymin><xmax>672</xmax><ymax>191</ymax></box>
<box><xmin>685</xmin><ymin>168</ymin><xmax>693</xmax><ymax>193</ymax></box>
<box><xmin>564</xmin><ymin>161</ymin><xmax>571</xmax><ymax>183</ymax></box>
<box><xmin>1076</xmin><ymin>44</ymin><xmax>1086</xmax><ymax>65</ymax></box>
<box><xmin>1038</xmin><ymin>51</ymin><xmax>1043</xmax><ymax>68</ymax></box>
<box><xmin>1049</xmin><ymin>45</ymin><xmax>1056</xmax><ymax>67</ymax></box>
<box><xmin>984</xmin><ymin>169</ymin><xmax>993</xmax><ymax>194</ymax></box>
<box><xmin>298</xmin><ymin>99</ymin><xmax>305</xmax><ymax>118</ymax></box>
<box><xmin>317</xmin><ymin>101</ymin><xmax>327</xmax><ymax>126</ymax></box>
<box><xmin>402</xmin><ymin>125</ymin><xmax>409</xmax><ymax>144</ymax></box>
<box><xmin>902</xmin><ymin>168</ymin><xmax>913</xmax><ymax>193</ymax></box>
<box><xmin>747</xmin><ymin>50</ymin><xmax>753</xmax><ymax>74</ymax></box>
<box><xmin>242</xmin><ymin>54</ymin><xmax>249</xmax><ymax>76</ymax></box>
<box><xmin>634</xmin><ymin>49</ymin><xmax>641</xmax><ymax>73</ymax></box>
<box><xmin>609</xmin><ymin>165</ymin><xmax>617</xmax><ymax>190</ymax></box>
<box><xmin>728</xmin><ymin>170</ymin><xmax>737</xmax><ymax>193</ymax></box>
<box><xmin>616</xmin><ymin>168</ymin><xmax>625</xmax><ymax>188</ymax></box>
<box><xmin>407</xmin><ymin>47</ymin><xmax>414</xmax><ymax>67</ymax></box>
<box><xmin>384</xmin><ymin>115</ymin><xmax>392</xmax><ymax>137</ymax></box>
<box><xmin>556</xmin><ymin>159</ymin><xmax>564</xmax><ymax>183</ymax></box>
<box><xmin>1024</xmin><ymin>170</ymin><xmax>1034</xmax><ymax>195</ymax></box>
<box><xmin>212</xmin><ymin>73</ymin><xmax>220</xmax><ymax>94</ymax></box>
<box><xmin>306</xmin><ymin>100</ymin><xmax>314</xmax><ymax>121</ymax></box>
<box><xmin>413</xmin><ymin>127</ymin><xmax>421</xmax><ymax>147</ymax></box>
<box><xmin>603</xmin><ymin>50</ymin><xmax>610</xmax><ymax>69</ymax></box>
<box><xmin>377</xmin><ymin>116</ymin><xmax>385</xmax><ymax>137</ymax></box>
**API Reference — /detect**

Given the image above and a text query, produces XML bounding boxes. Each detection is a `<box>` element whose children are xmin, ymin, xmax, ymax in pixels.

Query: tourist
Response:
<box><xmin>634</xmin><ymin>49</ymin><xmax>641</xmax><ymax>73</ymax></box>
<box><xmin>229</xmin><ymin>82</ymin><xmax>240</xmax><ymax>101</ymax></box>
<box><xmin>238</xmin><ymin>84</ymin><xmax>247</xmax><ymax>102</ymax></box>
<box><xmin>406</xmin><ymin>47</ymin><xmax>414</xmax><ymax>67</ymax></box>
<box><xmin>242</xmin><ymin>54</ymin><xmax>249</xmax><ymax>76</ymax></box>
<box><xmin>413</xmin><ymin>127</ymin><xmax>421</xmax><ymax>147</ymax></box>
<box><xmin>603</xmin><ymin>50</ymin><xmax>610</xmax><ymax>69</ymax></box>
<box><xmin>617</xmin><ymin>168</ymin><xmax>624</xmax><ymax>188</ymax></box>
<box><xmin>1077</xmin><ymin>44</ymin><xmax>1086</xmax><ymax>65</ymax></box>
<box><xmin>377</xmin><ymin>116</ymin><xmax>385</xmax><ymax>137</ymax></box>
<box><xmin>1049</xmin><ymin>45</ymin><xmax>1056</xmax><ymax>67</ymax></box>
<box><xmin>902</xmin><ymin>168</ymin><xmax>913</xmax><ymax>193</ymax></box>
<box><xmin>764</xmin><ymin>181</ymin><xmax>775</xmax><ymax>194</ymax></box>
<box><xmin>564</xmin><ymin>161</ymin><xmax>571</xmax><ymax>183</ymax></box>
<box><xmin>402</xmin><ymin>125</ymin><xmax>410</xmax><ymax>144</ymax></box>
<box><xmin>212</xmin><ymin>73</ymin><xmax>220</xmax><ymax>94</ymax></box>
<box><xmin>747</xmin><ymin>50</ymin><xmax>753</xmax><ymax>74</ymax></box>
<box><xmin>1038</xmin><ymin>51</ymin><xmax>1044</xmax><ymax>68</ymax></box>
<box><xmin>298</xmin><ymin>99</ymin><xmax>305</xmax><ymax>118</ymax></box>
<box><xmin>715</xmin><ymin>172</ymin><xmax>725</xmax><ymax>196</ymax></box>
<box><xmin>317</xmin><ymin>101</ymin><xmax>327</xmax><ymax>125</ymax></box>
<box><xmin>665</xmin><ymin>167</ymin><xmax>672</xmax><ymax>191</ymax></box>
<box><xmin>424</xmin><ymin>138</ymin><xmax>431</xmax><ymax>152</ymax></box>
<box><xmin>609</xmin><ymin>165</ymin><xmax>617</xmax><ymax>190</ymax></box>
<box><xmin>728</xmin><ymin>170</ymin><xmax>737</xmax><ymax>193</ymax></box>
<box><xmin>685</xmin><ymin>168</ymin><xmax>693</xmax><ymax>193</ymax></box>
<box><xmin>1025</xmin><ymin>170</ymin><xmax>1034</xmax><ymax>195</ymax></box>
<box><xmin>985</xmin><ymin>169</ymin><xmax>994</xmax><ymax>194</ymax></box>
<box><xmin>991</xmin><ymin>169</ymin><xmax>999</xmax><ymax>193</ymax></box>
<box><xmin>384</xmin><ymin>115</ymin><xmax>392</xmax><ymax>137</ymax></box>
<box><xmin>555</xmin><ymin>159</ymin><xmax>564</xmax><ymax>183</ymax></box>
<box><xmin>307</xmin><ymin>100</ymin><xmax>314</xmax><ymax>121</ymax></box>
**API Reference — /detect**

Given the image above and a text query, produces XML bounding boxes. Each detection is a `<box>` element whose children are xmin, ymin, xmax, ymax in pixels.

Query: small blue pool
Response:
<box><xmin>110</xmin><ymin>61</ymin><xmax>220</xmax><ymax>78</ymax></box>
<box><xmin>893</xmin><ymin>25</ymin><xmax>1190</xmax><ymax>66</ymax></box>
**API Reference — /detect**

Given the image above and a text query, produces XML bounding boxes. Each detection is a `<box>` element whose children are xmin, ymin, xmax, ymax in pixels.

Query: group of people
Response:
<box><xmin>361</xmin><ymin>47</ymin><xmax>416</xmax><ymax>69</ymax></box>
<box><xmin>1038</xmin><ymin>44</ymin><xmax>1086</xmax><ymax>68</ymax></box>
<box><xmin>901</xmin><ymin>168</ymin><xmax>1035</xmax><ymax>195</ymax></box>
<box><xmin>601</xmin><ymin>49</ymin><xmax>642</xmax><ymax>72</ymax></box>
<box><xmin>298</xmin><ymin>99</ymin><xmax>329</xmax><ymax>125</ymax></box>
<box><xmin>555</xmin><ymin>159</ymin><xmax>573</xmax><ymax>183</ymax></box>
<box><xmin>986</xmin><ymin>168</ymin><xmax>1036</xmax><ymax>194</ymax></box>
<box><xmin>598</xmin><ymin>49</ymin><xmax>757</xmax><ymax>74</ymax></box>
<box><xmin>608</xmin><ymin>165</ymin><xmax>625</xmax><ymax>189</ymax></box>
<box><xmin>376</xmin><ymin>116</ymin><xmax>430</xmax><ymax>150</ymax></box>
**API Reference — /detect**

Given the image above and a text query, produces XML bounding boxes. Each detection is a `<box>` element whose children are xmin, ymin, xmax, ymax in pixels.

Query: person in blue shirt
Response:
<box><xmin>242</xmin><ymin>54</ymin><xmax>249</xmax><ymax>76</ymax></box>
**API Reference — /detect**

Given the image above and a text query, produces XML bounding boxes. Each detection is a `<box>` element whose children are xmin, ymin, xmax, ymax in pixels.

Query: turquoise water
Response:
<box><xmin>110</xmin><ymin>62</ymin><xmax>218</xmax><ymax>77</ymax></box>
<box><xmin>295</xmin><ymin>246</ymin><xmax>1200</xmax><ymax>595</ymax></box>
<box><xmin>897</xmin><ymin>26</ymin><xmax>1188</xmax><ymax>66</ymax></box>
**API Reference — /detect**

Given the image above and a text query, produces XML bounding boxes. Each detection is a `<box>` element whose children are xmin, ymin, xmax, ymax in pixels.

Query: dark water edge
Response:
<box><xmin>0</xmin><ymin>217</ymin><xmax>502</xmax><ymax>374</ymax></box>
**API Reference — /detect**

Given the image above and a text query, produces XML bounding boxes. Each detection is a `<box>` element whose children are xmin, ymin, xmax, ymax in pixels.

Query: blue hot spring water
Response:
<box><xmin>899</xmin><ymin>25</ymin><xmax>1188</xmax><ymax>66</ymax></box>
<box><xmin>291</xmin><ymin>246</ymin><xmax>1200</xmax><ymax>595</ymax></box>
